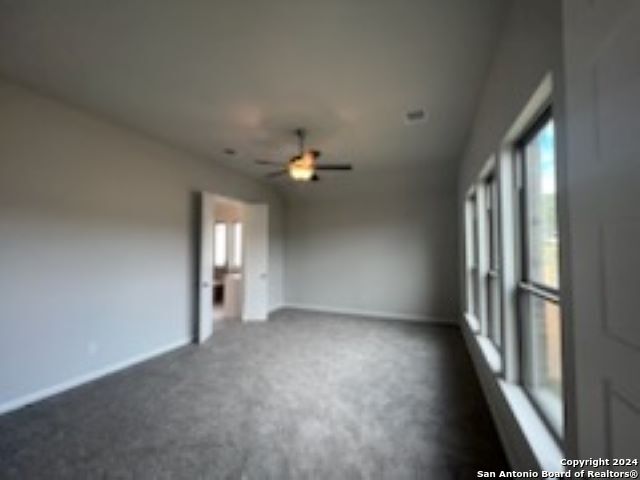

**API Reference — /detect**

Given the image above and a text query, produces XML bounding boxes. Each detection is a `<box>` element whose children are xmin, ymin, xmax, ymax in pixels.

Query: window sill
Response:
<box><xmin>464</xmin><ymin>314</ymin><xmax>503</xmax><ymax>374</ymax></box>
<box><xmin>464</xmin><ymin>312</ymin><xmax>480</xmax><ymax>333</ymax></box>
<box><xmin>527</xmin><ymin>387</ymin><xmax>564</xmax><ymax>438</ymax></box>
<box><xmin>498</xmin><ymin>380</ymin><xmax>565</xmax><ymax>473</ymax></box>
<box><xmin>476</xmin><ymin>334</ymin><xmax>503</xmax><ymax>375</ymax></box>
<box><xmin>464</xmin><ymin>323</ymin><xmax>564</xmax><ymax>473</ymax></box>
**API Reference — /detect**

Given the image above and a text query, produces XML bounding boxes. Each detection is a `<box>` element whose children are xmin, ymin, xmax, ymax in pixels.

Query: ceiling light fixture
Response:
<box><xmin>288</xmin><ymin>151</ymin><xmax>315</xmax><ymax>181</ymax></box>
<box><xmin>256</xmin><ymin>128</ymin><xmax>353</xmax><ymax>182</ymax></box>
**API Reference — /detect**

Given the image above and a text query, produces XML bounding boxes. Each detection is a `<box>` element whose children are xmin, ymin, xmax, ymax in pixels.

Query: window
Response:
<box><xmin>214</xmin><ymin>222</ymin><xmax>227</xmax><ymax>267</ymax></box>
<box><xmin>516</xmin><ymin>108</ymin><xmax>563</xmax><ymax>437</ymax></box>
<box><xmin>465</xmin><ymin>193</ymin><xmax>481</xmax><ymax>329</ymax></box>
<box><xmin>483</xmin><ymin>173</ymin><xmax>502</xmax><ymax>349</ymax></box>
<box><xmin>231</xmin><ymin>222</ymin><xmax>243</xmax><ymax>268</ymax></box>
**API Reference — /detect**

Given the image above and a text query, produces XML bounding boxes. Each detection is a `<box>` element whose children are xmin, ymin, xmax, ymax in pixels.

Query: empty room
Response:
<box><xmin>1</xmin><ymin>1</ymin><xmax>638</xmax><ymax>478</ymax></box>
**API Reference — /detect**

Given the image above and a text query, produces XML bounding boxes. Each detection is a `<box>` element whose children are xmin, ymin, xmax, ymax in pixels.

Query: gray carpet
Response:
<box><xmin>0</xmin><ymin>309</ymin><xmax>508</xmax><ymax>479</ymax></box>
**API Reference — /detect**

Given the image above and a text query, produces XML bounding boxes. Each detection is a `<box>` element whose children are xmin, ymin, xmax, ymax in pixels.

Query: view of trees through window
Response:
<box><xmin>526</xmin><ymin>119</ymin><xmax>559</xmax><ymax>290</ymax></box>
<box><xmin>520</xmin><ymin>114</ymin><xmax>563</xmax><ymax>435</ymax></box>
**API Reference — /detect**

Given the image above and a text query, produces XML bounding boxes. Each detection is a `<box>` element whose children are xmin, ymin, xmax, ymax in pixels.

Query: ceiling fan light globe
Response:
<box><xmin>289</xmin><ymin>163</ymin><xmax>315</xmax><ymax>181</ymax></box>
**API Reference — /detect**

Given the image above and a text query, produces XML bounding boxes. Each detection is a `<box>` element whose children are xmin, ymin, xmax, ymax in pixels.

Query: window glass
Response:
<box><xmin>465</xmin><ymin>201</ymin><xmax>472</xmax><ymax>313</ymax></box>
<box><xmin>488</xmin><ymin>275</ymin><xmax>501</xmax><ymax>348</ymax></box>
<box><xmin>471</xmin><ymin>197</ymin><xmax>480</xmax><ymax>320</ymax></box>
<box><xmin>488</xmin><ymin>177</ymin><xmax>500</xmax><ymax>270</ymax></box>
<box><xmin>485</xmin><ymin>174</ymin><xmax>502</xmax><ymax>349</ymax></box>
<box><xmin>525</xmin><ymin>120</ymin><xmax>559</xmax><ymax>289</ymax></box>
<box><xmin>232</xmin><ymin>222</ymin><xmax>243</xmax><ymax>267</ymax></box>
<box><xmin>523</xmin><ymin>296</ymin><xmax>563</xmax><ymax>434</ymax></box>
<box><xmin>214</xmin><ymin>223</ymin><xmax>227</xmax><ymax>267</ymax></box>
<box><xmin>518</xmin><ymin>110</ymin><xmax>563</xmax><ymax>438</ymax></box>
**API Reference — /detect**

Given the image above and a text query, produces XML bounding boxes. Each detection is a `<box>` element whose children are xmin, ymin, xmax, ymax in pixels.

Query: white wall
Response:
<box><xmin>0</xmin><ymin>79</ymin><xmax>284</xmax><ymax>409</ymax></box>
<box><xmin>458</xmin><ymin>1</ymin><xmax>563</xmax><ymax>190</ymax></box>
<box><xmin>456</xmin><ymin>0</ymin><xmax>565</xmax><ymax>469</ymax></box>
<box><xmin>284</xmin><ymin>170</ymin><xmax>459</xmax><ymax>321</ymax></box>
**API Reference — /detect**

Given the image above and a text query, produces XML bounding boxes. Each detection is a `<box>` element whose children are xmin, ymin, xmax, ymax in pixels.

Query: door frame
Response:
<box><xmin>196</xmin><ymin>192</ymin><xmax>269</xmax><ymax>343</ymax></box>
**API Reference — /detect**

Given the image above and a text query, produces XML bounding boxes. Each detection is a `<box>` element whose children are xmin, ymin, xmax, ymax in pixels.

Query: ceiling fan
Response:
<box><xmin>255</xmin><ymin>128</ymin><xmax>353</xmax><ymax>182</ymax></box>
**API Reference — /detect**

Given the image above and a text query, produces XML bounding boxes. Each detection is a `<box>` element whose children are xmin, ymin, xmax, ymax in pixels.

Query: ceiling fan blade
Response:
<box><xmin>315</xmin><ymin>164</ymin><xmax>353</xmax><ymax>170</ymax></box>
<box><xmin>255</xmin><ymin>159</ymin><xmax>285</xmax><ymax>166</ymax></box>
<box><xmin>265</xmin><ymin>169</ymin><xmax>288</xmax><ymax>178</ymax></box>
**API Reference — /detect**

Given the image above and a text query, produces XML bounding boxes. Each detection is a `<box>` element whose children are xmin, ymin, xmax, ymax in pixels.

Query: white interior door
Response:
<box><xmin>242</xmin><ymin>203</ymin><xmax>269</xmax><ymax>321</ymax></box>
<box><xmin>198</xmin><ymin>192</ymin><xmax>215</xmax><ymax>343</ymax></box>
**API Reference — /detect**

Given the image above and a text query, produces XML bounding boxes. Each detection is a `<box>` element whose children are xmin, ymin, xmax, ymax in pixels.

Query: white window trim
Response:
<box><xmin>478</xmin><ymin>157</ymin><xmax>503</xmax><ymax>354</ymax></box>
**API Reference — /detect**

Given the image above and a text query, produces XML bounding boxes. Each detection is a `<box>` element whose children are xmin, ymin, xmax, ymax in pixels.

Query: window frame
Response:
<box><xmin>514</xmin><ymin>105</ymin><xmax>564</xmax><ymax>442</ymax></box>
<box><xmin>516</xmin><ymin>106</ymin><xmax>559</xmax><ymax>295</ymax></box>
<box><xmin>482</xmin><ymin>169</ymin><xmax>503</xmax><ymax>353</ymax></box>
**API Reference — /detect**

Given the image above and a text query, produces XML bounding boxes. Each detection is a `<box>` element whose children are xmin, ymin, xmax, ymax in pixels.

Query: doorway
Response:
<box><xmin>197</xmin><ymin>192</ymin><xmax>269</xmax><ymax>344</ymax></box>
<box><xmin>212</xmin><ymin>197</ymin><xmax>244</xmax><ymax>327</ymax></box>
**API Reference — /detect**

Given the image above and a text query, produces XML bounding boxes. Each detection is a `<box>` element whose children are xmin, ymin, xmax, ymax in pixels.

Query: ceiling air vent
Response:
<box><xmin>404</xmin><ymin>108</ymin><xmax>428</xmax><ymax>125</ymax></box>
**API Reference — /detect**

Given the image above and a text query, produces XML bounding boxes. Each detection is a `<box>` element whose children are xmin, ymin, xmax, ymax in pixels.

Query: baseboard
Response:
<box><xmin>0</xmin><ymin>337</ymin><xmax>190</xmax><ymax>416</ymax></box>
<box><xmin>280</xmin><ymin>303</ymin><xmax>456</xmax><ymax>324</ymax></box>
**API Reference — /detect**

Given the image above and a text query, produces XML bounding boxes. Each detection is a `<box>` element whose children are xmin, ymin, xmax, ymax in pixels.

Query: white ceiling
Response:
<box><xmin>0</xmin><ymin>0</ymin><xmax>506</xmax><ymax>193</ymax></box>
